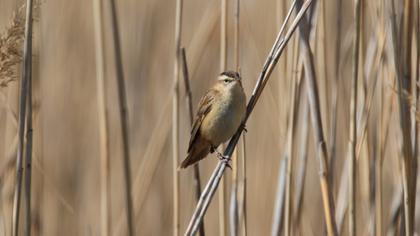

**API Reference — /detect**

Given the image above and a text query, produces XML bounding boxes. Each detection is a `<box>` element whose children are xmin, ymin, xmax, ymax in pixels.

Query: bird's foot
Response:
<box><xmin>215</xmin><ymin>150</ymin><xmax>232</xmax><ymax>169</ymax></box>
<box><xmin>240</xmin><ymin>123</ymin><xmax>248</xmax><ymax>133</ymax></box>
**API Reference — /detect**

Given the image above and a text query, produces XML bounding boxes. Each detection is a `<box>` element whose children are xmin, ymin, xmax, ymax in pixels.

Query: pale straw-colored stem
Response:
<box><xmin>12</xmin><ymin>1</ymin><xmax>33</xmax><ymax>235</ymax></box>
<box><xmin>108</xmin><ymin>0</ymin><xmax>135</xmax><ymax>235</ymax></box>
<box><xmin>180</xmin><ymin>48</ymin><xmax>205</xmax><ymax>236</ymax></box>
<box><xmin>219</xmin><ymin>0</ymin><xmax>227</xmax><ymax>235</ymax></box>
<box><xmin>172</xmin><ymin>0</ymin><xmax>183</xmax><ymax>235</ymax></box>
<box><xmin>349</xmin><ymin>0</ymin><xmax>362</xmax><ymax>234</ymax></box>
<box><xmin>92</xmin><ymin>0</ymin><xmax>111</xmax><ymax>235</ymax></box>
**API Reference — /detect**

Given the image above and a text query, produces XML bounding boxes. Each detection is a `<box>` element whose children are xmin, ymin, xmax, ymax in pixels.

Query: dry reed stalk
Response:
<box><xmin>329</xmin><ymin>0</ymin><xmax>343</xmax><ymax>188</ymax></box>
<box><xmin>413</xmin><ymin>0</ymin><xmax>420</xmax><ymax>164</ymax></box>
<box><xmin>375</xmin><ymin>81</ymin><xmax>384</xmax><ymax>236</ymax></box>
<box><xmin>294</xmin><ymin>0</ymin><xmax>337</xmax><ymax>234</ymax></box>
<box><xmin>11</xmin><ymin>1</ymin><xmax>33</xmax><ymax>235</ymax></box>
<box><xmin>185</xmin><ymin>1</ymin><xmax>313</xmax><ymax>234</ymax></box>
<box><xmin>284</xmin><ymin>28</ymin><xmax>302</xmax><ymax>236</ymax></box>
<box><xmin>349</xmin><ymin>0</ymin><xmax>362</xmax><ymax>234</ymax></box>
<box><xmin>239</xmin><ymin>133</ymin><xmax>247</xmax><ymax>236</ymax></box>
<box><xmin>24</xmin><ymin>58</ymin><xmax>32</xmax><ymax>236</ymax></box>
<box><xmin>92</xmin><ymin>0</ymin><xmax>110</xmax><ymax>234</ymax></box>
<box><xmin>413</xmin><ymin>5</ymin><xmax>420</xmax><ymax>228</ymax></box>
<box><xmin>271</xmin><ymin>4</ymin><xmax>298</xmax><ymax>235</ymax></box>
<box><xmin>375</xmin><ymin>55</ymin><xmax>392</xmax><ymax>236</ymax></box>
<box><xmin>229</xmin><ymin>0</ymin><xmax>240</xmax><ymax>235</ymax></box>
<box><xmin>318</xmin><ymin>0</ymin><xmax>329</xmax><ymax>142</ymax></box>
<box><xmin>293</xmin><ymin>95</ymin><xmax>309</xmax><ymax>233</ymax></box>
<box><xmin>388</xmin><ymin>1</ymin><xmax>415</xmax><ymax>234</ymax></box>
<box><xmin>219</xmin><ymin>0</ymin><xmax>227</xmax><ymax>235</ymax></box>
<box><xmin>172</xmin><ymin>0</ymin><xmax>183</xmax><ymax>235</ymax></box>
<box><xmin>108</xmin><ymin>0</ymin><xmax>135</xmax><ymax>235</ymax></box>
<box><xmin>180</xmin><ymin>48</ymin><xmax>205</xmax><ymax>236</ymax></box>
<box><xmin>376</xmin><ymin>67</ymin><xmax>396</xmax><ymax>235</ymax></box>
<box><xmin>271</xmin><ymin>157</ymin><xmax>287</xmax><ymax>236</ymax></box>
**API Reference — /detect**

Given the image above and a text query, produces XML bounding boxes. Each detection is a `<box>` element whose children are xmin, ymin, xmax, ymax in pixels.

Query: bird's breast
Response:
<box><xmin>201</xmin><ymin>87</ymin><xmax>246</xmax><ymax>146</ymax></box>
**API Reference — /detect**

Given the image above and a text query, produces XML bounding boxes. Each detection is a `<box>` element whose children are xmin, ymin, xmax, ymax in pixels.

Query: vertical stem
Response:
<box><xmin>173</xmin><ymin>0</ymin><xmax>183</xmax><ymax>235</ymax></box>
<box><xmin>329</xmin><ymin>0</ymin><xmax>343</xmax><ymax>187</ymax></box>
<box><xmin>240</xmin><ymin>133</ymin><xmax>247</xmax><ymax>236</ymax></box>
<box><xmin>180</xmin><ymin>48</ymin><xmax>205</xmax><ymax>236</ymax></box>
<box><xmin>319</xmin><ymin>0</ymin><xmax>329</xmax><ymax>144</ymax></box>
<box><xmin>295</xmin><ymin>0</ymin><xmax>337</xmax><ymax>235</ymax></box>
<box><xmin>219</xmin><ymin>0</ymin><xmax>227</xmax><ymax>235</ymax></box>
<box><xmin>108</xmin><ymin>0</ymin><xmax>135</xmax><ymax>235</ymax></box>
<box><xmin>12</xmin><ymin>1</ymin><xmax>33</xmax><ymax>235</ymax></box>
<box><xmin>375</xmin><ymin>66</ymin><xmax>384</xmax><ymax>236</ymax></box>
<box><xmin>293</xmin><ymin>97</ymin><xmax>309</xmax><ymax>232</ymax></box>
<box><xmin>230</xmin><ymin>0</ymin><xmax>240</xmax><ymax>235</ymax></box>
<box><xmin>349</xmin><ymin>0</ymin><xmax>361</xmax><ymax>235</ymax></box>
<box><xmin>93</xmin><ymin>0</ymin><xmax>110</xmax><ymax>235</ymax></box>
<box><xmin>405</xmin><ymin>0</ymin><xmax>418</xmax><ymax>232</ymax></box>
<box><xmin>284</xmin><ymin>37</ymin><xmax>301</xmax><ymax>236</ymax></box>
<box><xmin>271</xmin><ymin>158</ymin><xmax>287</xmax><ymax>236</ymax></box>
<box><xmin>389</xmin><ymin>0</ymin><xmax>415</xmax><ymax>234</ymax></box>
<box><xmin>24</xmin><ymin>64</ymin><xmax>33</xmax><ymax>236</ymax></box>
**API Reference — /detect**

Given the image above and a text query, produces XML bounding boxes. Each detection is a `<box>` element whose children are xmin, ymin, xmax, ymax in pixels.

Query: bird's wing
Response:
<box><xmin>188</xmin><ymin>89</ymin><xmax>218</xmax><ymax>152</ymax></box>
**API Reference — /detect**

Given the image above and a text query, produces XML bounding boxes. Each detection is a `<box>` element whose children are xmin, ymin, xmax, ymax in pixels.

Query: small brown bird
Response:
<box><xmin>180</xmin><ymin>71</ymin><xmax>246</xmax><ymax>168</ymax></box>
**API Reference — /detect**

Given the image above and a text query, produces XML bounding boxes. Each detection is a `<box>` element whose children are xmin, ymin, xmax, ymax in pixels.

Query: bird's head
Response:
<box><xmin>217</xmin><ymin>71</ymin><xmax>242</xmax><ymax>89</ymax></box>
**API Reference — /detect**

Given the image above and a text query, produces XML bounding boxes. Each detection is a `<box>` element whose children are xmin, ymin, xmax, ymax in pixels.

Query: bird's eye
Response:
<box><xmin>224</xmin><ymin>79</ymin><xmax>230</xmax><ymax>84</ymax></box>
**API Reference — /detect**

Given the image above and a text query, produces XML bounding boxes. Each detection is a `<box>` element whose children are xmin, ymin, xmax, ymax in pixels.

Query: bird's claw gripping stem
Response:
<box><xmin>240</xmin><ymin>123</ymin><xmax>247</xmax><ymax>133</ymax></box>
<box><xmin>215</xmin><ymin>150</ymin><xmax>232</xmax><ymax>170</ymax></box>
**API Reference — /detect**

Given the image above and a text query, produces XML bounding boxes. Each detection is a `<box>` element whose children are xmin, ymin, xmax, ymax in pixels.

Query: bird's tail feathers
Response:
<box><xmin>179</xmin><ymin>145</ymin><xmax>210</xmax><ymax>169</ymax></box>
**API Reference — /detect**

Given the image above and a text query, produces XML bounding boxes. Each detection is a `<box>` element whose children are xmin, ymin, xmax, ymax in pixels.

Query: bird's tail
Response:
<box><xmin>179</xmin><ymin>145</ymin><xmax>210</xmax><ymax>169</ymax></box>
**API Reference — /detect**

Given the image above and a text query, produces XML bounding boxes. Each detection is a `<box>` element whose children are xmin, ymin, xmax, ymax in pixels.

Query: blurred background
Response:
<box><xmin>0</xmin><ymin>0</ymin><xmax>419</xmax><ymax>235</ymax></box>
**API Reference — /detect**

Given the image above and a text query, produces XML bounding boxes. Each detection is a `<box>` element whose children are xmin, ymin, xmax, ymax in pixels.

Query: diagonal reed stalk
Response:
<box><xmin>172</xmin><ymin>0</ymin><xmax>183</xmax><ymax>235</ymax></box>
<box><xmin>348</xmin><ymin>0</ymin><xmax>362</xmax><ymax>234</ymax></box>
<box><xmin>294</xmin><ymin>0</ymin><xmax>337</xmax><ymax>234</ymax></box>
<box><xmin>185</xmin><ymin>1</ymin><xmax>313</xmax><ymax>234</ymax></box>
<box><xmin>180</xmin><ymin>48</ymin><xmax>205</xmax><ymax>236</ymax></box>
<box><xmin>92</xmin><ymin>0</ymin><xmax>111</xmax><ymax>235</ymax></box>
<box><xmin>12</xmin><ymin>1</ymin><xmax>33</xmax><ymax>235</ymax></box>
<box><xmin>108</xmin><ymin>0</ymin><xmax>135</xmax><ymax>235</ymax></box>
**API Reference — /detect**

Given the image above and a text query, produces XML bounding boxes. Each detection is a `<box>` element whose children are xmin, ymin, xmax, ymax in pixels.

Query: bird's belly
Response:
<box><xmin>201</xmin><ymin>101</ymin><xmax>245</xmax><ymax>146</ymax></box>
